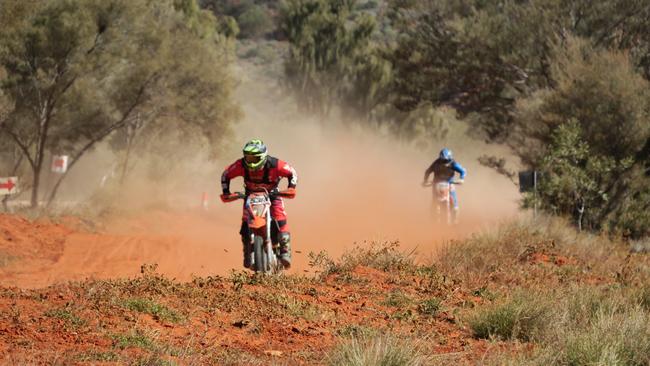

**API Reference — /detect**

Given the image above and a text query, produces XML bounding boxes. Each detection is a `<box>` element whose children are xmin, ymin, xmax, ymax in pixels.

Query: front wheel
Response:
<box><xmin>440</xmin><ymin>202</ymin><xmax>451</xmax><ymax>225</ymax></box>
<box><xmin>252</xmin><ymin>235</ymin><xmax>268</xmax><ymax>273</ymax></box>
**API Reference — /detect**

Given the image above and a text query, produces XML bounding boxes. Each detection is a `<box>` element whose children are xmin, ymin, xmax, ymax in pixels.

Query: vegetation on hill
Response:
<box><xmin>1</xmin><ymin>0</ymin><xmax>648</xmax><ymax>235</ymax></box>
<box><xmin>278</xmin><ymin>0</ymin><xmax>650</xmax><ymax>237</ymax></box>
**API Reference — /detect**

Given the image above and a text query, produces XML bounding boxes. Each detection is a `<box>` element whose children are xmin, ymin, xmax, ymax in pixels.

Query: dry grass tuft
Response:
<box><xmin>326</xmin><ymin>334</ymin><xmax>432</xmax><ymax>366</ymax></box>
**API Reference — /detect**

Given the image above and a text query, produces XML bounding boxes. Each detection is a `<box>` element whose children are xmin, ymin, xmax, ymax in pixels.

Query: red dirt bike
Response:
<box><xmin>224</xmin><ymin>188</ymin><xmax>293</xmax><ymax>273</ymax></box>
<box><xmin>423</xmin><ymin>180</ymin><xmax>460</xmax><ymax>225</ymax></box>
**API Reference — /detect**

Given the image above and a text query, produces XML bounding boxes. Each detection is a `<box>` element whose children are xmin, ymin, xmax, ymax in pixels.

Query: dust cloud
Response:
<box><xmin>5</xmin><ymin>63</ymin><xmax>522</xmax><ymax>286</ymax></box>
<box><xmin>219</xmin><ymin>68</ymin><xmax>522</xmax><ymax>270</ymax></box>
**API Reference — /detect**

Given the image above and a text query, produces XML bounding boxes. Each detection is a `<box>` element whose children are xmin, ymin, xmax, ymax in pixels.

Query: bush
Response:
<box><xmin>515</xmin><ymin>37</ymin><xmax>650</xmax><ymax>237</ymax></box>
<box><xmin>382</xmin><ymin>290</ymin><xmax>412</xmax><ymax>308</ymax></box>
<box><xmin>469</xmin><ymin>292</ymin><xmax>551</xmax><ymax>341</ymax></box>
<box><xmin>122</xmin><ymin>298</ymin><xmax>183</xmax><ymax>323</ymax></box>
<box><xmin>562</xmin><ymin>307</ymin><xmax>650</xmax><ymax>365</ymax></box>
<box><xmin>309</xmin><ymin>241</ymin><xmax>417</xmax><ymax>280</ymax></box>
<box><xmin>483</xmin><ymin>286</ymin><xmax>650</xmax><ymax>365</ymax></box>
<box><xmin>357</xmin><ymin>0</ymin><xmax>378</xmax><ymax>11</ymax></box>
<box><xmin>237</xmin><ymin>5</ymin><xmax>272</xmax><ymax>39</ymax></box>
<box><xmin>418</xmin><ymin>297</ymin><xmax>441</xmax><ymax>317</ymax></box>
<box><xmin>326</xmin><ymin>335</ymin><xmax>431</xmax><ymax>366</ymax></box>
<box><xmin>44</xmin><ymin>306</ymin><xmax>86</xmax><ymax>328</ymax></box>
<box><xmin>112</xmin><ymin>329</ymin><xmax>155</xmax><ymax>350</ymax></box>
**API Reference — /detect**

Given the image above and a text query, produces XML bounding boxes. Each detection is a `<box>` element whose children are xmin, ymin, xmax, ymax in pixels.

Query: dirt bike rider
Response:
<box><xmin>422</xmin><ymin>148</ymin><xmax>467</xmax><ymax>218</ymax></box>
<box><xmin>220</xmin><ymin>140</ymin><xmax>297</xmax><ymax>269</ymax></box>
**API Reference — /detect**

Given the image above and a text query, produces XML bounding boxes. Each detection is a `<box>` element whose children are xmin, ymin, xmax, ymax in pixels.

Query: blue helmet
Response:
<box><xmin>439</xmin><ymin>148</ymin><xmax>453</xmax><ymax>162</ymax></box>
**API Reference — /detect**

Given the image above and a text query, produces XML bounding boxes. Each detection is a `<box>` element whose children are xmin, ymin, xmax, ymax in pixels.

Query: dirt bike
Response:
<box><xmin>224</xmin><ymin>188</ymin><xmax>293</xmax><ymax>274</ymax></box>
<box><xmin>423</xmin><ymin>180</ymin><xmax>461</xmax><ymax>225</ymax></box>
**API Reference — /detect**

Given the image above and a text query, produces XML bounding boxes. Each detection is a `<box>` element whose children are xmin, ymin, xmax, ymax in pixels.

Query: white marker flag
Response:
<box><xmin>52</xmin><ymin>155</ymin><xmax>69</xmax><ymax>173</ymax></box>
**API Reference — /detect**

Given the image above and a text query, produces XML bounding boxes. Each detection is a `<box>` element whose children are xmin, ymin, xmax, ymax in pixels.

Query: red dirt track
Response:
<box><xmin>0</xmin><ymin>212</ymin><xmax>499</xmax><ymax>364</ymax></box>
<box><xmin>0</xmin><ymin>204</ymin><xmax>504</xmax><ymax>289</ymax></box>
<box><xmin>0</xmin><ymin>211</ymin><xmax>248</xmax><ymax>289</ymax></box>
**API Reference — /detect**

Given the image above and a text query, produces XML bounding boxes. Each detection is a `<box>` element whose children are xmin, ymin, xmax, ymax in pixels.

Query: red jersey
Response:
<box><xmin>221</xmin><ymin>156</ymin><xmax>297</xmax><ymax>194</ymax></box>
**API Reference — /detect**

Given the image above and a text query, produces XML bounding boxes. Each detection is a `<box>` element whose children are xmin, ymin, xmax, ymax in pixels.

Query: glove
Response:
<box><xmin>278</xmin><ymin>187</ymin><xmax>296</xmax><ymax>199</ymax></box>
<box><xmin>220</xmin><ymin>193</ymin><xmax>239</xmax><ymax>202</ymax></box>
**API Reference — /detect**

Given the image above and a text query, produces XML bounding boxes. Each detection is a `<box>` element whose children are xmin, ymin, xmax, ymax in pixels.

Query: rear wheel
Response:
<box><xmin>252</xmin><ymin>235</ymin><xmax>269</xmax><ymax>273</ymax></box>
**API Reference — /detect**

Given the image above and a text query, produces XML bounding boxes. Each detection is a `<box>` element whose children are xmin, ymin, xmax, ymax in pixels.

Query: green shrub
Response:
<box><xmin>516</xmin><ymin>38</ymin><xmax>650</xmax><ymax>237</ymax></box>
<box><xmin>44</xmin><ymin>307</ymin><xmax>86</xmax><ymax>327</ymax></box>
<box><xmin>382</xmin><ymin>290</ymin><xmax>412</xmax><ymax>308</ymax></box>
<box><xmin>478</xmin><ymin>286</ymin><xmax>650</xmax><ymax>365</ymax></box>
<box><xmin>418</xmin><ymin>297</ymin><xmax>441</xmax><ymax>317</ymax></box>
<box><xmin>112</xmin><ymin>329</ymin><xmax>155</xmax><ymax>350</ymax></box>
<box><xmin>237</xmin><ymin>5</ymin><xmax>272</xmax><ymax>38</ymax></box>
<box><xmin>470</xmin><ymin>292</ymin><xmax>550</xmax><ymax>341</ymax></box>
<box><xmin>357</xmin><ymin>0</ymin><xmax>378</xmax><ymax>10</ymax></box>
<box><xmin>122</xmin><ymin>298</ymin><xmax>182</xmax><ymax>323</ymax></box>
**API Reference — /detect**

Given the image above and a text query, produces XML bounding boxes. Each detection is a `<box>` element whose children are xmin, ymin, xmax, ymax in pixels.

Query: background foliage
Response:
<box><xmin>278</xmin><ymin>0</ymin><xmax>650</xmax><ymax>237</ymax></box>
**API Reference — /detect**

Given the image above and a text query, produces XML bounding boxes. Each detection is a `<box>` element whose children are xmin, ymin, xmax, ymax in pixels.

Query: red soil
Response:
<box><xmin>0</xmin><ymin>212</ymin><xmax>501</xmax><ymax>364</ymax></box>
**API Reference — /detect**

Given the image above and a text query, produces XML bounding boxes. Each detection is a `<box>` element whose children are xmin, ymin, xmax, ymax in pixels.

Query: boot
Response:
<box><xmin>278</xmin><ymin>232</ymin><xmax>291</xmax><ymax>269</ymax></box>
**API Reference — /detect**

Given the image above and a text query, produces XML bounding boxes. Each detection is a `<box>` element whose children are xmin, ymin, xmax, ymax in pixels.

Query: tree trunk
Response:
<box><xmin>576</xmin><ymin>200</ymin><xmax>585</xmax><ymax>232</ymax></box>
<box><xmin>120</xmin><ymin>120</ymin><xmax>139</xmax><ymax>185</ymax></box>
<box><xmin>44</xmin><ymin>77</ymin><xmax>152</xmax><ymax>208</ymax></box>
<box><xmin>30</xmin><ymin>159</ymin><xmax>43</xmax><ymax>209</ymax></box>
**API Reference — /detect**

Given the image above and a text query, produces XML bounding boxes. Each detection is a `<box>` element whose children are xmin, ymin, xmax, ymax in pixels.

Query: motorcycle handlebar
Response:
<box><xmin>422</xmin><ymin>180</ymin><xmax>462</xmax><ymax>187</ymax></box>
<box><xmin>222</xmin><ymin>192</ymin><xmax>246</xmax><ymax>202</ymax></box>
<box><xmin>224</xmin><ymin>189</ymin><xmax>295</xmax><ymax>202</ymax></box>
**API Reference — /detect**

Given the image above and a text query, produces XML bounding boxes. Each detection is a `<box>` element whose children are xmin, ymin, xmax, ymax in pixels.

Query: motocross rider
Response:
<box><xmin>422</xmin><ymin>148</ymin><xmax>467</xmax><ymax>218</ymax></box>
<box><xmin>220</xmin><ymin>140</ymin><xmax>297</xmax><ymax>269</ymax></box>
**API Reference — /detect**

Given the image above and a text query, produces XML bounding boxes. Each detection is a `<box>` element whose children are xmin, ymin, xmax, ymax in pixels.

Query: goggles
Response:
<box><xmin>244</xmin><ymin>154</ymin><xmax>263</xmax><ymax>164</ymax></box>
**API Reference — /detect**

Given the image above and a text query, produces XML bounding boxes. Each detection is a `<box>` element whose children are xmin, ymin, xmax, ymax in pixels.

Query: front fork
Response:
<box><xmin>248</xmin><ymin>209</ymin><xmax>277</xmax><ymax>267</ymax></box>
<box><xmin>431</xmin><ymin>188</ymin><xmax>456</xmax><ymax>225</ymax></box>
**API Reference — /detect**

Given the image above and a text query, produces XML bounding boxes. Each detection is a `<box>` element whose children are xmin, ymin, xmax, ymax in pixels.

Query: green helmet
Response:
<box><xmin>242</xmin><ymin>139</ymin><xmax>268</xmax><ymax>170</ymax></box>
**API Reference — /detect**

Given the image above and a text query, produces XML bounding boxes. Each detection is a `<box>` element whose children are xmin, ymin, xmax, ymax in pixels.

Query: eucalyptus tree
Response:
<box><xmin>280</xmin><ymin>0</ymin><xmax>377</xmax><ymax>119</ymax></box>
<box><xmin>0</xmin><ymin>0</ymin><xmax>239</xmax><ymax>207</ymax></box>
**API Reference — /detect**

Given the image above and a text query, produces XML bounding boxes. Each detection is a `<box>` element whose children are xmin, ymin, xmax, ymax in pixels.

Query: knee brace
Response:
<box><xmin>450</xmin><ymin>190</ymin><xmax>459</xmax><ymax>209</ymax></box>
<box><xmin>279</xmin><ymin>232</ymin><xmax>290</xmax><ymax>245</ymax></box>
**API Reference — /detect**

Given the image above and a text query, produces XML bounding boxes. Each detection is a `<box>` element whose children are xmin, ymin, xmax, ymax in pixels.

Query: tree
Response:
<box><xmin>199</xmin><ymin>0</ymin><xmax>273</xmax><ymax>39</ymax></box>
<box><xmin>385</xmin><ymin>0</ymin><xmax>650</xmax><ymax>142</ymax></box>
<box><xmin>389</xmin><ymin>8</ymin><xmax>520</xmax><ymax>140</ymax></box>
<box><xmin>516</xmin><ymin>38</ymin><xmax>650</xmax><ymax>236</ymax></box>
<box><xmin>280</xmin><ymin>0</ymin><xmax>376</xmax><ymax>118</ymax></box>
<box><xmin>533</xmin><ymin>121</ymin><xmax>633</xmax><ymax>231</ymax></box>
<box><xmin>0</xmin><ymin>72</ymin><xmax>10</xmax><ymax>129</ymax></box>
<box><xmin>0</xmin><ymin>0</ymin><xmax>239</xmax><ymax>208</ymax></box>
